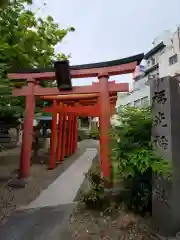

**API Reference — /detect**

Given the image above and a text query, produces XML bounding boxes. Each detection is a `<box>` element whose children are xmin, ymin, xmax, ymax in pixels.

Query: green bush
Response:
<box><xmin>78</xmin><ymin>129</ymin><xmax>86</xmax><ymax>141</ymax></box>
<box><xmin>89</xmin><ymin>126</ymin><xmax>99</xmax><ymax>140</ymax></box>
<box><xmin>81</xmin><ymin>166</ymin><xmax>109</xmax><ymax>210</ymax></box>
<box><xmin>110</xmin><ymin>106</ymin><xmax>172</xmax><ymax>214</ymax></box>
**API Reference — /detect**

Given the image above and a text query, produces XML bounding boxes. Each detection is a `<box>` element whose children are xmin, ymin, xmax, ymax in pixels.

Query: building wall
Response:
<box><xmin>145</xmin><ymin>50</ymin><xmax>162</xmax><ymax>70</ymax></box>
<box><xmin>116</xmin><ymin>77</ymin><xmax>150</xmax><ymax>108</ymax></box>
<box><xmin>159</xmin><ymin>29</ymin><xmax>180</xmax><ymax>77</ymax></box>
<box><xmin>117</xmin><ymin>27</ymin><xmax>180</xmax><ymax>109</ymax></box>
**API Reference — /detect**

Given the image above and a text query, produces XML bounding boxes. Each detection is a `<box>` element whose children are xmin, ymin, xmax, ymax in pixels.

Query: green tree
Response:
<box><xmin>0</xmin><ymin>0</ymin><xmax>9</xmax><ymax>8</ymax></box>
<box><xmin>110</xmin><ymin>107</ymin><xmax>171</xmax><ymax>213</ymax></box>
<box><xmin>0</xmin><ymin>0</ymin><xmax>32</xmax><ymax>9</ymax></box>
<box><xmin>0</xmin><ymin>0</ymin><xmax>75</xmax><ymax>120</ymax></box>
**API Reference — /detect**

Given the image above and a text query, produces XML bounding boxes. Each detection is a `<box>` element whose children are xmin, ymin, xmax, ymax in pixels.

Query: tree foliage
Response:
<box><xmin>0</xmin><ymin>0</ymin><xmax>10</xmax><ymax>8</ymax></box>
<box><xmin>110</xmin><ymin>107</ymin><xmax>171</xmax><ymax>213</ymax></box>
<box><xmin>0</xmin><ymin>0</ymin><xmax>75</xmax><ymax>119</ymax></box>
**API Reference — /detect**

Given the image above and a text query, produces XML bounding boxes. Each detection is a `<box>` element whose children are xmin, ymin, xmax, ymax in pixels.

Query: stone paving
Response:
<box><xmin>0</xmin><ymin>204</ymin><xmax>75</xmax><ymax>240</ymax></box>
<box><xmin>0</xmin><ymin>140</ymin><xmax>98</xmax><ymax>239</ymax></box>
<box><xmin>22</xmin><ymin>148</ymin><xmax>97</xmax><ymax>209</ymax></box>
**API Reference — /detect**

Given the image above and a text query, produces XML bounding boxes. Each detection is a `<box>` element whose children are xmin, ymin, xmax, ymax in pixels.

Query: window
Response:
<box><xmin>134</xmin><ymin>99</ymin><xmax>141</xmax><ymax>108</ymax></box>
<box><xmin>148</xmin><ymin>74</ymin><xmax>155</xmax><ymax>81</ymax></box>
<box><xmin>141</xmin><ymin>96</ymin><xmax>149</xmax><ymax>107</ymax></box>
<box><xmin>169</xmin><ymin>54</ymin><xmax>178</xmax><ymax>65</ymax></box>
<box><xmin>134</xmin><ymin>97</ymin><xmax>149</xmax><ymax>108</ymax></box>
<box><xmin>151</xmin><ymin>57</ymin><xmax>155</xmax><ymax>65</ymax></box>
<box><xmin>160</xmin><ymin>50</ymin><xmax>165</xmax><ymax>55</ymax></box>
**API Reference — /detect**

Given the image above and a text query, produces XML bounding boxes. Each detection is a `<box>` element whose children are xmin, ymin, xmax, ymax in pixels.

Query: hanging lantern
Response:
<box><xmin>54</xmin><ymin>60</ymin><xmax>72</xmax><ymax>90</ymax></box>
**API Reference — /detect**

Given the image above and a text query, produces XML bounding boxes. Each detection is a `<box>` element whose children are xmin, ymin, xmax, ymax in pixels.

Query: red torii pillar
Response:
<box><xmin>98</xmin><ymin>73</ymin><xmax>111</xmax><ymax>178</ymax></box>
<box><xmin>67</xmin><ymin>113</ymin><xmax>73</xmax><ymax>157</ymax></box>
<box><xmin>20</xmin><ymin>78</ymin><xmax>36</xmax><ymax>178</ymax></box>
<box><xmin>43</xmin><ymin>93</ymin><xmax>118</xmax><ymax>174</ymax></box>
<box><xmin>49</xmin><ymin>100</ymin><xmax>57</xmax><ymax>169</ymax></box>
<box><xmin>75</xmin><ymin>119</ymin><xmax>77</xmax><ymax>153</ymax></box>
<box><xmin>43</xmin><ymin>96</ymin><xmax>100</xmax><ymax>169</ymax></box>
<box><xmin>56</xmin><ymin>103</ymin><xmax>77</xmax><ymax>162</ymax></box>
<box><xmin>71</xmin><ymin>115</ymin><xmax>75</xmax><ymax>155</ymax></box>
<box><xmin>61</xmin><ymin>110</ymin><xmax>67</xmax><ymax>161</ymax></box>
<box><xmin>73</xmin><ymin>101</ymin><xmax>78</xmax><ymax>153</ymax></box>
<box><xmin>56</xmin><ymin>103</ymin><xmax>63</xmax><ymax>162</ymax></box>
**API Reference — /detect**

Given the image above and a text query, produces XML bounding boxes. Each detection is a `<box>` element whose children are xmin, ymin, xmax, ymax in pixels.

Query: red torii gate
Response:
<box><xmin>41</xmin><ymin>87</ymin><xmax>118</xmax><ymax>171</ymax></box>
<box><xmin>8</xmin><ymin>53</ymin><xmax>143</xmax><ymax>179</ymax></box>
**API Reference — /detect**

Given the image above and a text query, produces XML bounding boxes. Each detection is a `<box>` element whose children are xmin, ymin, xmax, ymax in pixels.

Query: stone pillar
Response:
<box><xmin>150</xmin><ymin>76</ymin><xmax>180</xmax><ymax>237</ymax></box>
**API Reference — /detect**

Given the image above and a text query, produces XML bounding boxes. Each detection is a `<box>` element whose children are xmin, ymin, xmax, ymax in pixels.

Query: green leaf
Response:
<box><xmin>0</xmin><ymin>0</ymin><xmax>75</xmax><ymax>119</ymax></box>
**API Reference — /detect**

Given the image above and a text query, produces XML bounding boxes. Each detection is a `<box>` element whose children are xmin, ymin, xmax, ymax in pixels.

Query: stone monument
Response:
<box><xmin>150</xmin><ymin>76</ymin><xmax>180</xmax><ymax>237</ymax></box>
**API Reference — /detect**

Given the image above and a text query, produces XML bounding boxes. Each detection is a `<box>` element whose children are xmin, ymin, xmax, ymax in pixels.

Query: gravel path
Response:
<box><xmin>70</xmin><ymin>203</ymin><xmax>158</xmax><ymax>240</ymax></box>
<box><xmin>69</xmin><ymin>150</ymin><xmax>159</xmax><ymax>240</ymax></box>
<box><xmin>0</xmin><ymin>140</ymin><xmax>99</xmax><ymax>225</ymax></box>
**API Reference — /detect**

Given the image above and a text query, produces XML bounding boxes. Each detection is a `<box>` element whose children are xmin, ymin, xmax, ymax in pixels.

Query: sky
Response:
<box><xmin>32</xmin><ymin>0</ymin><xmax>180</xmax><ymax>88</ymax></box>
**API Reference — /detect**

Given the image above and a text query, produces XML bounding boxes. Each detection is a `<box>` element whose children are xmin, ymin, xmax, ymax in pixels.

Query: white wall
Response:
<box><xmin>133</xmin><ymin>76</ymin><xmax>147</xmax><ymax>90</ymax></box>
<box><xmin>159</xmin><ymin>30</ymin><xmax>180</xmax><ymax>77</ymax></box>
<box><xmin>116</xmin><ymin>77</ymin><xmax>150</xmax><ymax>107</ymax></box>
<box><xmin>145</xmin><ymin>49</ymin><xmax>163</xmax><ymax>69</ymax></box>
<box><xmin>116</xmin><ymin>28</ymin><xmax>180</xmax><ymax>109</ymax></box>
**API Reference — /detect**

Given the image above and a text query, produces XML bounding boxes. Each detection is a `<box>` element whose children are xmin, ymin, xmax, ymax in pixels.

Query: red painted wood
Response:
<box><xmin>78</xmin><ymin>99</ymin><xmax>117</xmax><ymax>106</ymax></box>
<box><xmin>61</xmin><ymin>112</ymin><xmax>67</xmax><ymax>161</ymax></box>
<box><xmin>44</xmin><ymin>103</ymin><xmax>115</xmax><ymax>118</ymax></box>
<box><xmin>66</xmin><ymin>114</ymin><xmax>71</xmax><ymax>157</ymax></box>
<box><xmin>92</xmin><ymin>80</ymin><xmax>115</xmax><ymax>85</ymax></box>
<box><xmin>70</xmin><ymin>116</ymin><xmax>73</xmax><ymax>155</ymax></box>
<box><xmin>41</xmin><ymin>93</ymin><xmax>98</xmax><ymax>101</ymax></box>
<box><xmin>65</xmin><ymin>116</ymin><xmax>69</xmax><ymax>157</ymax></box>
<box><xmin>8</xmin><ymin>61</ymin><xmax>137</xmax><ymax>80</ymax></box>
<box><xmin>44</xmin><ymin>105</ymin><xmax>100</xmax><ymax>116</ymax></box>
<box><xmin>98</xmin><ymin>74</ymin><xmax>111</xmax><ymax>178</ymax></box>
<box><xmin>19</xmin><ymin>79</ymin><xmax>35</xmax><ymax>178</ymax></box>
<box><xmin>49</xmin><ymin>101</ymin><xmax>57</xmax><ymax>169</ymax></box>
<box><xmin>69</xmin><ymin>115</ymin><xmax>73</xmax><ymax>155</ymax></box>
<box><xmin>12</xmin><ymin>83</ymin><xmax>129</xmax><ymax>97</ymax></box>
<box><xmin>74</xmin><ymin>117</ymin><xmax>78</xmax><ymax>152</ymax></box>
<box><xmin>70</xmin><ymin>116</ymin><xmax>75</xmax><ymax>155</ymax></box>
<box><xmin>56</xmin><ymin>112</ymin><xmax>63</xmax><ymax>162</ymax></box>
<box><xmin>9</xmin><ymin>56</ymin><xmax>140</xmax><ymax>181</ymax></box>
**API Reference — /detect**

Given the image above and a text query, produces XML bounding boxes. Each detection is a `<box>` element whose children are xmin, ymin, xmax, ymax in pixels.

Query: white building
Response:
<box><xmin>116</xmin><ymin>27</ymin><xmax>180</xmax><ymax>109</ymax></box>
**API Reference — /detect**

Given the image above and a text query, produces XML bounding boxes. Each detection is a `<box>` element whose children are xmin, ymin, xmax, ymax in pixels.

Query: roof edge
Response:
<box><xmin>144</xmin><ymin>42</ymin><xmax>165</xmax><ymax>60</ymax></box>
<box><xmin>9</xmin><ymin>53</ymin><xmax>144</xmax><ymax>74</ymax></box>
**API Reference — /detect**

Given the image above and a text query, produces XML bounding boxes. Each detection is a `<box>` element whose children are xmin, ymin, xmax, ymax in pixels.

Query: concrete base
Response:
<box><xmin>8</xmin><ymin>177</ymin><xmax>32</xmax><ymax>188</ymax></box>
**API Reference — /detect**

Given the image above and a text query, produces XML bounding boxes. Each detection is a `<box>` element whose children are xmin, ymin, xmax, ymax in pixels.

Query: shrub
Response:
<box><xmin>110</xmin><ymin>106</ymin><xmax>172</xmax><ymax>214</ymax></box>
<box><xmin>78</xmin><ymin>129</ymin><xmax>86</xmax><ymax>141</ymax></box>
<box><xmin>81</xmin><ymin>166</ymin><xmax>110</xmax><ymax>210</ymax></box>
<box><xmin>89</xmin><ymin>126</ymin><xmax>99</xmax><ymax>140</ymax></box>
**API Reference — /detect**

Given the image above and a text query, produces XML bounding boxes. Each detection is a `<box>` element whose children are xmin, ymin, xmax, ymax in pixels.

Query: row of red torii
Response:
<box><xmin>8</xmin><ymin>53</ymin><xmax>144</xmax><ymax>179</ymax></box>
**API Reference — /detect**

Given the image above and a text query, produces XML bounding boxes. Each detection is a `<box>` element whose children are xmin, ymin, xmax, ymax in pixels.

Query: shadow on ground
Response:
<box><xmin>0</xmin><ymin>140</ymin><xmax>99</xmax><ymax>239</ymax></box>
<box><xmin>0</xmin><ymin>204</ymin><xmax>74</xmax><ymax>240</ymax></box>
